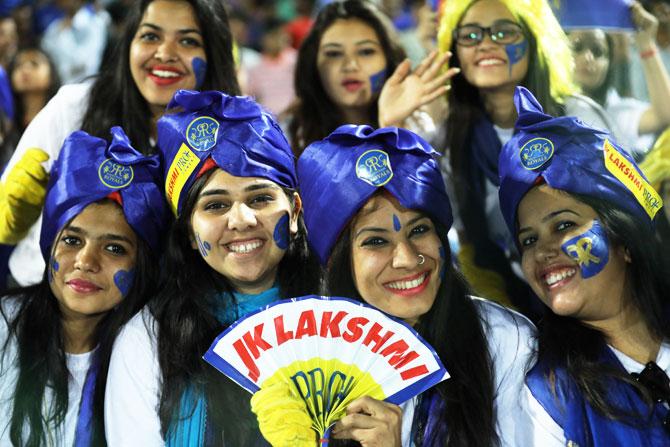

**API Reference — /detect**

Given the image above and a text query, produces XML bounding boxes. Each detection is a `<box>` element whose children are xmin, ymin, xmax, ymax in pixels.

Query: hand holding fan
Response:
<box><xmin>203</xmin><ymin>295</ymin><xmax>449</xmax><ymax>446</ymax></box>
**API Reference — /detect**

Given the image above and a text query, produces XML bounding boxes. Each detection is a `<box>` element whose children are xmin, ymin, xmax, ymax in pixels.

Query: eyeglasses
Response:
<box><xmin>453</xmin><ymin>20</ymin><xmax>525</xmax><ymax>47</ymax></box>
<box><xmin>631</xmin><ymin>361</ymin><xmax>670</xmax><ymax>434</ymax></box>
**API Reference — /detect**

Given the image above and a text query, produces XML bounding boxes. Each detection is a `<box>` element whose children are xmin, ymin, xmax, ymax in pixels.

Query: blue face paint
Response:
<box><xmin>561</xmin><ymin>220</ymin><xmax>609</xmax><ymax>279</ymax></box>
<box><xmin>273</xmin><ymin>213</ymin><xmax>290</xmax><ymax>250</ymax></box>
<box><xmin>505</xmin><ymin>40</ymin><xmax>528</xmax><ymax>77</ymax></box>
<box><xmin>195</xmin><ymin>233</ymin><xmax>211</xmax><ymax>258</ymax></box>
<box><xmin>114</xmin><ymin>269</ymin><xmax>135</xmax><ymax>298</ymax></box>
<box><xmin>392</xmin><ymin>214</ymin><xmax>401</xmax><ymax>232</ymax></box>
<box><xmin>48</xmin><ymin>258</ymin><xmax>59</xmax><ymax>283</ymax></box>
<box><xmin>192</xmin><ymin>57</ymin><xmax>207</xmax><ymax>89</ymax></box>
<box><xmin>439</xmin><ymin>246</ymin><xmax>446</xmax><ymax>280</ymax></box>
<box><xmin>369</xmin><ymin>68</ymin><xmax>387</xmax><ymax>94</ymax></box>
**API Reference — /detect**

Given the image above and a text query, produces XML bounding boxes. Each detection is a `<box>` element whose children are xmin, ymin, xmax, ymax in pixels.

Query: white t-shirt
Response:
<box><xmin>0</xmin><ymin>298</ymin><xmax>94</xmax><ymax>446</ymax></box>
<box><xmin>2</xmin><ymin>83</ymin><xmax>92</xmax><ymax>286</ymax></box>
<box><xmin>105</xmin><ymin>298</ymin><xmax>536</xmax><ymax>446</ymax></box>
<box><xmin>523</xmin><ymin>340</ymin><xmax>670</xmax><ymax>445</ymax></box>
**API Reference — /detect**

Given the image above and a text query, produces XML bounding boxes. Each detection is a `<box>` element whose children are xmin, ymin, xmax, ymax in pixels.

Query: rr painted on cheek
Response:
<box><xmin>369</xmin><ymin>68</ymin><xmax>387</xmax><ymax>94</ymax></box>
<box><xmin>273</xmin><ymin>213</ymin><xmax>290</xmax><ymax>250</ymax></box>
<box><xmin>114</xmin><ymin>269</ymin><xmax>135</xmax><ymax>298</ymax></box>
<box><xmin>561</xmin><ymin>220</ymin><xmax>609</xmax><ymax>279</ymax></box>
<box><xmin>192</xmin><ymin>57</ymin><xmax>207</xmax><ymax>89</ymax></box>
<box><xmin>196</xmin><ymin>232</ymin><xmax>212</xmax><ymax>258</ymax></box>
<box><xmin>505</xmin><ymin>40</ymin><xmax>527</xmax><ymax>76</ymax></box>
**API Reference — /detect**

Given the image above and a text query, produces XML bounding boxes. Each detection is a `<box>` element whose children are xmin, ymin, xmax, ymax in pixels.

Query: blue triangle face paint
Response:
<box><xmin>505</xmin><ymin>40</ymin><xmax>528</xmax><ymax>77</ymax></box>
<box><xmin>114</xmin><ymin>269</ymin><xmax>135</xmax><ymax>298</ymax></box>
<box><xmin>561</xmin><ymin>220</ymin><xmax>609</xmax><ymax>279</ymax></box>
<box><xmin>273</xmin><ymin>213</ymin><xmax>290</xmax><ymax>250</ymax></box>
<box><xmin>369</xmin><ymin>68</ymin><xmax>387</xmax><ymax>94</ymax></box>
<box><xmin>192</xmin><ymin>57</ymin><xmax>207</xmax><ymax>89</ymax></box>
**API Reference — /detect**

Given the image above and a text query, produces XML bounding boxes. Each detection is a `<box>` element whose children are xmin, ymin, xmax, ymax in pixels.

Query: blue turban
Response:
<box><xmin>40</xmin><ymin>127</ymin><xmax>168</xmax><ymax>259</ymax></box>
<box><xmin>498</xmin><ymin>86</ymin><xmax>663</xmax><ymax>235</ymax></box>
<box><xmin>298</xmin><ymin>125</ymin><xmax>453</xmax><ymax>265</ymax></box>
<box><xmin>157</xmin><ymin>90</ymin><xmax>297</xmax><ymax>216</ymax></box>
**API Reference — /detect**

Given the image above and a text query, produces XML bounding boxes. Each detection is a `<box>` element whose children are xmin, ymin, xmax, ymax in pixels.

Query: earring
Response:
<box><xmin>417</xmin><ymin>254</ymin><xmax>425</xmax><ymax>265</ymax></box>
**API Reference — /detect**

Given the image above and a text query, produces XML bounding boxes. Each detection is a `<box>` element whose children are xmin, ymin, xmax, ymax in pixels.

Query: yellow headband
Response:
<box><xmin>640</xmin><ymin>128</ymin><xmax>670</xmax><ymax>192</ymax></box>
<box><xmin>437</xmin><ymin>0</ymin><xmax>577</xmax><ymax>101</ymax></box>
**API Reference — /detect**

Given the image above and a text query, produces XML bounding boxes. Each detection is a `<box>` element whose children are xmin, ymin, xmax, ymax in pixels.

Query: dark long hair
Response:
<box><xmin>535</xmin><ymin>194</ymin><xmax>670</xmax><ymax>421</ymax></box>
<box><xmin>81</xmin><ymin>0</ymin><xmax>240</xmax><ymax>154</ymax></box>
<box><xmin>324</xmin><ymin>215</ymin><xmax>498</xmax><ymax>447</ymax></box>
<box><xmin>0</xmin><ymin>203</ymin><xmax>160</xmax><ymax>447</ymax></box>
<box><xmin>7</xmin><ymin>46</ymin><xmax>61</xmax><ymax>133</ymax></box>
<box><xmin>288</xmin><ymin>0</ymin><xmax>405</xmax><ymax>156</ymax></box>
<box><xmin>151</xmin><ymin>170</ymin><xmax>319</xmax><ymax>443</ymax></box>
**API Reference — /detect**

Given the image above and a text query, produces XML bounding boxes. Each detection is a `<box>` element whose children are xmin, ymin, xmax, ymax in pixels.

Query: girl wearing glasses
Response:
<box><xmin>568</xmin><ymin>2</ymin><xmax>670</xmax><ymax>156</ymax></box>
<box><xmin>500</xmin><ymin>87</ymin><xmax>669</xmax><ymax>446</ymax></box>
<box><xmin>287</xmin><ymin>0</ymin><xmax>458</xmax><ymax>156</ymax></box>
<box><xmin>436</xmin><ymin>0</ymin><xmax>612</xmax><ymax>316</ymax></box>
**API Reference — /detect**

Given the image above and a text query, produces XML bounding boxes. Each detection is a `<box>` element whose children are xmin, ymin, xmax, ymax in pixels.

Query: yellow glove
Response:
<box><xmin>251</xmin><ymin>380</ymin><xmax>315</xmax><ymax>447</ymax></box>
<box><xmin>0</xmin><ymin>148</ymin><xmax>49</xmax><ymax>244</ymax></box>
<box><xmin>456</xmin><ymin>242</ymin><xmax>514</xmax><ymax>308</ymax></box>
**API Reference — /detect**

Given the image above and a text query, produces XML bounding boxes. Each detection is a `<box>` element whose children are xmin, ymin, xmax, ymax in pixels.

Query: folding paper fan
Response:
<box><xmin>203</xmin><ymin>295</ymin><xmax>449</xmax><ymax>445</ymax></box>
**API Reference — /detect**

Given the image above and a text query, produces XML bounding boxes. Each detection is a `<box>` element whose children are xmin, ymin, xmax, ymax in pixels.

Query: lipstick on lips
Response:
<box><xmin>383</xmin><ymin>271</ymin><xmax>431</xmax><ymax>297</ymax></box>
<box><xmin>148</xmin><ymin>64</ymin><xmax>185</xmax><ymax>86</ymax></box>
<box><xmin>67</xmin><ymin>278</ymin><xmax>102</xmax><ymax>294</ymax></box>
<box><xmin>342</xmin><ymin>78</ymin><xmax>363</xmax><ymax>92</ymax></box>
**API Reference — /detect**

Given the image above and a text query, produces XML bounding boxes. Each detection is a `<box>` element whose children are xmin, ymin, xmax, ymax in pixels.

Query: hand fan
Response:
<box><xmin>203</xmin><ymin>295</ymin><xmax>449</xmax><ymax>446</ymax></box>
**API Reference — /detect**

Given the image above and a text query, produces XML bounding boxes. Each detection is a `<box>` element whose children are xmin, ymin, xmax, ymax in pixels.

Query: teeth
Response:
<box><xmin>387</xmin><ymin>273</ymin><xmax>427</xmax><ymax>290</ymax></box>
<box><xmin>478</xmin><ymin>59</ymin><xmax>504</xmax><ymax>66</ymax></box>
<box><xmin>227</xmin><ymin>240</ymin><xmax>263</xmax><ymax>254</ymax></box>
<box><xmin>545</xmin><ymin>268</ymin><xmax>576</xmax><ymax>286</ymax></box>
<box><xmin>151</xmin><ymin>69</ymin><xmax>180</xmax><ymax>78</ymax></box>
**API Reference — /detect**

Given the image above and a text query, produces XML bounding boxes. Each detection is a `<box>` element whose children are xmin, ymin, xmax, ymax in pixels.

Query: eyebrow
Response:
<box><xmin>517</xmin><ymin>209</ymin><xmax>581</xmax><ymax>234</ymax></box>
<box><xmin>354</xmin><ymin>214</ymin><xmax>426</xmax><ymax>239</ymax></box>
<box><xmin>139</xmin><ymin>23</ymin><xmax>202</xmax><ymax>35</ymax></box>
<box><xmin>320</xmin><ymin>39</ymin><xmax>381</xmax><ymax>49</ymax></box>
<box><xmin>199</xmin><ymin>182</ymin><xmax>280</xmax><ymax>197</ymax></box>
<box><xmin>65</xmin><ymin>226</ymin><xmax>136</xmax><ymax>246</ymax></box>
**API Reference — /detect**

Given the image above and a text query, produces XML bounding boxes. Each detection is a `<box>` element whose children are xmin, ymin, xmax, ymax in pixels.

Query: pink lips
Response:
<box><xmin>342</xmin><ymin>79</ymin><xmax>363</xmax><ymax>92</ymax></box>
<box><xmin>66</xmin><ymin>279</ymin><xmax>102</xmax><ymax>294</ymax></box>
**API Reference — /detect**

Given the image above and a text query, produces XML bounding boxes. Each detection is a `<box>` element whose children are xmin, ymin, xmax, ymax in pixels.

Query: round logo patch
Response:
<box><xmin>186</xmin><ymin>116</ymin><xmax>219</xmax><ymax>152</ymax></box>
<box><xmin>356</xmin><ymin>149</ymin><xmax>393</xmax><ymax>187</ymax></box>
<box><xmin>519</xmin><ymin>137</ymin><xmax>554</xmax><ymax>170</ymax></box>
<box><xmin>98</xmin><ymin>159</ymin><xmax>134</xmax><ymax>189</ymax></box>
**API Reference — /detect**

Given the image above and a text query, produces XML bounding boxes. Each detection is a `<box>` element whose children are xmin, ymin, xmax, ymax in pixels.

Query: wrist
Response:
<box><xmin>640</xmin><ymin>47</ymin><xmax>657</xmax><ymax>59</ymax></box>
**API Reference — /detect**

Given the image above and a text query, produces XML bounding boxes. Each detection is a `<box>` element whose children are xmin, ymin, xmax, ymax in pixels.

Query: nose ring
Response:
<box><xmin>417</xmin><ymin>254</ymin><xmax>425</xmax><ymax>265</ymax></box>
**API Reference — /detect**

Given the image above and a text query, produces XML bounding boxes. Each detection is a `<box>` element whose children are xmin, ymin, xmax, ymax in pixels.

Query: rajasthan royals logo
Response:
<box><xmin>519</xmin><ymin>137</ymin><xmax>554</xmax><ymax>170</ymax></box>
<box><xmin>186</xmin><ymin>116</ymin><xmax>219</xmax><ymax>152</ymax></box>
<box><xmin>356</xmin><ymin>149</ymin><xmax>393</xmax><ymax>187</ymax></box>
<box><xmin>98</xmin><ymin>159</ymin><xmax>133</xmax><ymax>189</ymax></box>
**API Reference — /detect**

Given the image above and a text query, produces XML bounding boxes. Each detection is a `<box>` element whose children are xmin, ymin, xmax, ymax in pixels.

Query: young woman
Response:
<box><xmin>105</xmin><ymin>91</ymin><xmax>319</xmax><ymax>445</ymax></box>
<box><xmin>0</xmin><ymin>127</ymin><xmax>166</xmax><ymax>446</ymax></box>
<box><xmin>8</xmin><ymin>46</ymin><xmax>60</xmax><ymax>133</ymax></box>
<box><xmin>287</xmin><ymin>0</ymin><xmax>458</xmax><ymax>155</ymax></box>
<box><xmin>270</xmin><ymin>124</ymin><xmax>535</xmax><ymax>446</ymax></box>
<box><xmin>0</xmin><ymin>0</ymin><xmax>239</xmax><ymax>286</ymax></box>
<box><xmin>499</xmin><ymin>86</ymin><xmax>670</xmax><ymax>445</ymax></box>
<box><xmin>436</xmin><ymin>0</ymin><xmax>611</xmax><ymax>316</ymax></box>
<box><xmin>568</xmin><ymin>2</ymin><xmax>670</xmax><ymax>155</ymax></box>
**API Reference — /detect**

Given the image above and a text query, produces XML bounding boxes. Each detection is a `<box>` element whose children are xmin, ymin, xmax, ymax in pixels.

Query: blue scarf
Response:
<box><xmin>526</xmin><ymin>346</ymin><xmax>669</xmax><ymax>446</ymax></box>
<box><xmin>73</xmin><ymin>351</ymin><xmax>100</xmax><ymax>447</ymax></box>
<box><xmin>165</xmin><ymin>286</ymin><xmax>281</xmax><ymax>447</ymax></box>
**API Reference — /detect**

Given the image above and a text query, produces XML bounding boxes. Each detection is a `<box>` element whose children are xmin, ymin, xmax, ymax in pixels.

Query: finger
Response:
<box><xmin>24</xmin><ymin>148</ymin><xmax>50</xmax><ymax>163</ymax></box>
<box><xmin>423</xmin><ymin>71</ymin><xmax>457</xmax><ymax>93</ymax></box>
<box><xmin>346</xmin><ymin>396</ymin><xmax>398</xmax><ymax>418</ymax></box>
<box><xmin>413</xmin><ymin>50</ymin><xmax>437</xmax><ymax>78</ymax></box>
<box><xmin>422</xmin><ymin>51</ymin><xmax>452</xmax><ymax>80</ymax></box>
<box><xmin>420</xmin><ymin>86</ymin><xmax>450</xmax><ymax>106</ymax></box>
<box><xmin>386</xmin><ymin>59</ymin><xmax>412</xmax><ymax>85</ymax></box>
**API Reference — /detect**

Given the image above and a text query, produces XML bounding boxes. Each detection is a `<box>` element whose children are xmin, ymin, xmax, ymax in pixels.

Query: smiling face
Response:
<box><xmin>316</xmin><ymin>18</ymin><xmax>388</xmax><ymax>116</ymax></box>
<box><xmin>568</xmin><ymin>29</ymin><xmax>610</xmax><ymax>94</ymax></box>
<box><xmin>517</xmin><ymin>185</ymin><xmax>631</xmax><ymax>324</ymax></box>
<box><xmin>349</xmin><ymin>194</ymin><xmax>444</xmax><ymax>326</ymax></box>
<box><xmin>129</xmin><ymin>0</ymin><xmax>206</xmax><ymax>117</ymax></box>
<box><xmin>50</xmin><ymin>202</ymin><xmax>138</xmax><ymax>324</ymax></box>
<box><xmin>189</xmin><ymin>169</ymin><xmax>300</xmax><ymax>294</ymax></box>
<box><xmin>455</xmin><ymin>0</ymin><xmax>529</xmax><ymax>92</ymax></box>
